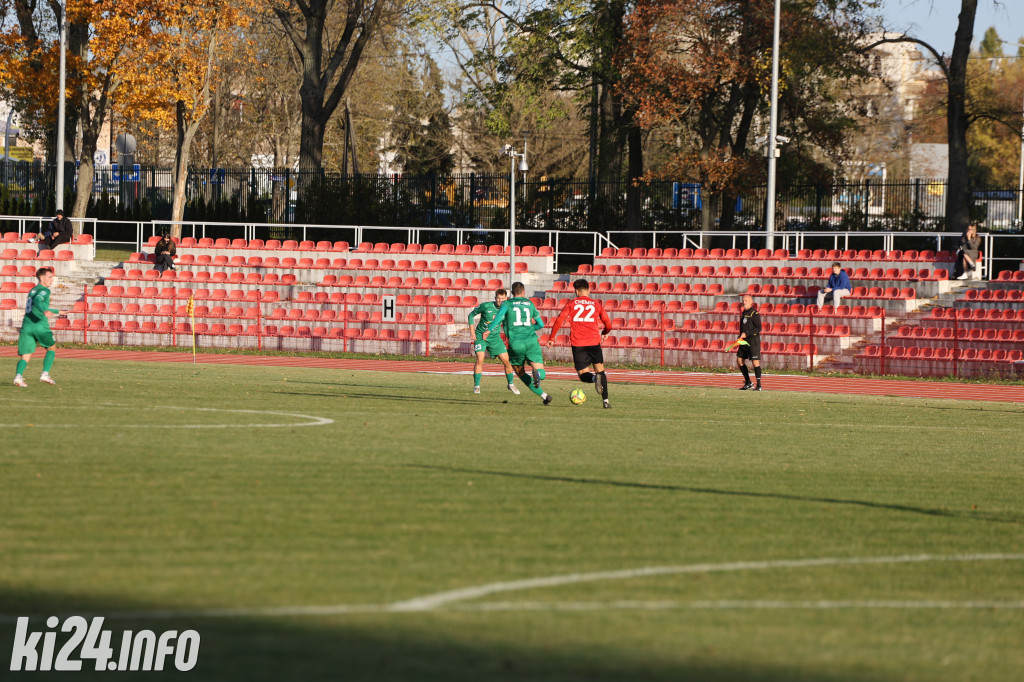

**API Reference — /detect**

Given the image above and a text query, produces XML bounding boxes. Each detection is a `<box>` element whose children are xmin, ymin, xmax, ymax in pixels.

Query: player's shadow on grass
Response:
<box><xmin>407</xmin><ymin>464</ymin><xmax>1024</xmax><ymax>526</ymax></box>
<box><xmin>0</xmin><ymin>587</ymin><xmax>905</xmax><ymax>682</ymax></box>
<box><xmin>821</xmin><ymin>400</ymin><xmax>1024</xmax><ymax>415</ymax></box>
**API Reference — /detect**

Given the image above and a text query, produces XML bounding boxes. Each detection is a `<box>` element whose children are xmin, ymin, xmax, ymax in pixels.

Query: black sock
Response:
<box><xmin>579</xmin><ymin>372</ymin><xmax>595</xmax><ymax>383</ymax></box>
<box><xmin>740</xmin><ymin>365</ymin><xmax>750</xmax><ymax>383</ymax></box>
<box><xmin>598</xmin><ymin>371</ymin><xmax>608</xmax><ymax>399</ymax></box>
<box><xmin>754</xmin><ymin>366</ymin><xmax>762</xmax><ymax>385</ymax></box>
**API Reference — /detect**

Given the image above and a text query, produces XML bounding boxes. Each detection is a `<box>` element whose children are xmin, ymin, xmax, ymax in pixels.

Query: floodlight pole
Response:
<box><xmin>505</xmin><ymin>143</ymin><xmax>528</xmax><ymax>281</ymax></box>
<box><xmin>764</xmin><ymin>0</ymin><xmax>782</xmax><ymax>251</ymax></box>
<box><xmin>3</xmin><ymin>109</ymin><xmax>12</xmax><ymax>183</ymax></box>
<box><xmin>510</xmin><ymin>151</ymin><xmax>516</xmax><ymax>279</ymax></box>
<box><xmin>55</xmin><ymin>0</ymin><xmax>67</xmax><ymax>211</ymax></box>
<box><xmin>1017</xmin><ymin>92</ymin><xmax>1024</xmax><ymax>225</ymax></box>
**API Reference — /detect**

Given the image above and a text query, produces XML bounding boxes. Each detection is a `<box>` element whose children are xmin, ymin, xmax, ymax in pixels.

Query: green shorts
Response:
<box><xmin>507</xmin><ymin>336</ymin><xmax>544</xmax><ymax>367</ymax></box>
<box><xmin>18</xmin><ymin>324</ymin><xmax>55</xmax><ymax>355</ymax></box>
<box><xmin>474</xmin><ymin>333</ymin><xmax>508</xmax><ymax>358</ymax></box>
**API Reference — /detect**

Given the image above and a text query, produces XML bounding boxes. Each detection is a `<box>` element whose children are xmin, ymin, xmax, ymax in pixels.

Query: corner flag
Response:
<box><xmin>185</xmin><ymin>294</ymin><xmax>196</xmax><ymax>363</ymax></box>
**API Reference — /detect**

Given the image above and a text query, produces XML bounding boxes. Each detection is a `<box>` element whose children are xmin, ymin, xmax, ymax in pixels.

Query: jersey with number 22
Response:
<box><xmin>552</xmin><ymin>296</ymin><xmax>611</xmax><ymax>346</ymax></box>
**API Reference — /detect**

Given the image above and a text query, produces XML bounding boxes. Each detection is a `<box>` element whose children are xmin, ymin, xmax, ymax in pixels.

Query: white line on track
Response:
<box><xmin>2</xmin><ymin>553</ymin><xmax>1020</xmax><ymax>623</ymax></box>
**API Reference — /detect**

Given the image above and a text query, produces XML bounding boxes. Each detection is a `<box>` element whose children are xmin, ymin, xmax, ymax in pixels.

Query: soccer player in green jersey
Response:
<box><xmin>468</xmin><ymin>288</ymin><xmax>520</xmax><ymax>395</ymax></box>
<box><xmin>14</xmin><ymin>267</ymin><xmax>61</xmax><ymax>387</ymax></box>
<box><xmin>484</xmin><ymin>281</ymin><xmax>552</xmax><ymax>405</ymax></box>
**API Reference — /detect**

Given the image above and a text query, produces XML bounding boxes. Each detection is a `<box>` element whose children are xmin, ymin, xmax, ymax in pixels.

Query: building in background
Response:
<box><xmin>849</xmin><ymin>34</ymin><xmax>947</xmax><ymax>181</ymax></box>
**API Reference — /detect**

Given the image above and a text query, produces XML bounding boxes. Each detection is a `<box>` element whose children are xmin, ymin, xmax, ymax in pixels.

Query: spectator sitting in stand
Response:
<box><xmin>815</xmin><ymin>262</ymin><xmax>851</xmax><ymax>309</ymax></box>
<box><xmin>36</xmin><ymin>209</ymin><xmax>73</xmax><ymax>251</ymax></box>
<box><xmin>955</xmin><ymin>223</ymin><xmax>981</xmax><ymax>280</ymax></box>
<box><xmin>154</xmin><ymin>234</ymin><xmax>177</xmax><ymax>272</ymax></box>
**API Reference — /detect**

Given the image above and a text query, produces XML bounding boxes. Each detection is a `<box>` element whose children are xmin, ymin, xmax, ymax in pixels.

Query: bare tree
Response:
<box><xmin>271</xmin><ymin>0</ymin><xmax>402</xmax><ymax>171</ymax></box>
<box><xmin>867</xmin><ymin>0</ymin><xmax>981</xmax><ymax>231</ymax></box>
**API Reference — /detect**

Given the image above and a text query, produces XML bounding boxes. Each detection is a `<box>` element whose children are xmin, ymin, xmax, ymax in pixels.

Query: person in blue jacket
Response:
<box><xmin>816</xmin><ymin>262</ymin><xmax>852</xmax><ymax>308</ymax></box>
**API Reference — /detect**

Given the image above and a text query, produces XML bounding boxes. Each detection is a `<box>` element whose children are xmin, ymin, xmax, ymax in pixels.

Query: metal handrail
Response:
<box><xmin>4</xmin><ymin>215</ymin><xmax>1022</xmax><ymax>278</ymax></box>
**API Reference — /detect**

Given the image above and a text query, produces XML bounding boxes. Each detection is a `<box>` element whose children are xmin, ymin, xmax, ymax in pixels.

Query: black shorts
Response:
<box><xmin>737</xmin><ymin>337</ymin><xmax>761</xmax><ymax>361</ymax></box>
<box><xmin>572</xmin><ymin>344</ymin><xmax>604</xmax><ymax>371</ymax></box>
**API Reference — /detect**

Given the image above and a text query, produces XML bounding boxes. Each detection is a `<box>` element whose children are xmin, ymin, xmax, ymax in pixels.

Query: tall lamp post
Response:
<box><xmin>1017</xmin><ymin>92</ymin><xmax>1023</xmax><ymax>227</ymax></box>
<box><xmin>502</xmin><ymin>143</ymin><xmax>528</xmax><ymax>281</ymax></box>
<box><xmin>3</xmin><ymin>109</ymin><xmax>14</xmax><ymax>183</ymax></box>
<box><xmin>55</xmin><ymin>0</ymin><xmax>67</xmax><ymax>211</ymax></box>
<box><xmin>764</xmin><ymin>0</ymin><xmax>782</xmax><ymax>251</ymax></box>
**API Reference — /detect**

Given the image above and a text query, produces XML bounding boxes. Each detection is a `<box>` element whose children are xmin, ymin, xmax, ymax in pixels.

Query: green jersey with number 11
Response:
<box><xmin>487</xmin><ymin>297</ymin><xmax>542</xmax><ymax>341</ymax></box>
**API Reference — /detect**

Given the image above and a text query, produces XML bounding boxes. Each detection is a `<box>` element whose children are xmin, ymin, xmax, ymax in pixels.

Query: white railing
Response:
<box><xmin>104</xmin><ymin>219</ymin><xmax>606</xmax><ymax>273</ymax></box>
<box><xmin>3</xmin><ymin>215</ymin><xmax>1021</xmax><ymax>277</ymax></box>
<box><xmin>603</xmin><ymin>230</ymin><xmax>1023</xmax><ymax>279</ymax></box>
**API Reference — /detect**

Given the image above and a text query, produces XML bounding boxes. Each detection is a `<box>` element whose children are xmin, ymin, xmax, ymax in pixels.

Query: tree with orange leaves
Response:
<box><xmin>0</xmin><ymin>0</ymin><xmax>158</xmax><ymax>221</ymax></box>
<box><xmin>0</xmin><ymin>0</ymin><xmax>256</xmax><ymax>227</ymax></box>
<box><xmin>618</xmin><ymin>0</ymin><xmax>874</xmax><ymax>230</ymax></box>
<box><xmin>113</xmin><ymin>0</ymin><xmax>259</xmax><ymax>229</ymax></box>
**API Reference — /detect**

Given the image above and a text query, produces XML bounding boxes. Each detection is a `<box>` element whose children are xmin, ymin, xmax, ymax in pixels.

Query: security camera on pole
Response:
<box><xmin>502</xmin><ymin>142</ymin><xmax>528</xmax><ymax>282</ymax></box>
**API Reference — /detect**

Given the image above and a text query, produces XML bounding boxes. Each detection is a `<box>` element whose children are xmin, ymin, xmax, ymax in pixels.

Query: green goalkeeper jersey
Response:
<box><xmin>468</xmin><ymin>301</ymin><xmax>503</xmax><ymax>337</ymax></box>
<box><xmin>488</xmin><ymin>296</ymin><xmax>543</xmax><ymax>342</ymax></box>
<box><xmin>23</xmin><ymin>284</ymin><xmax>57</xmax><ymax>329</ymax></box>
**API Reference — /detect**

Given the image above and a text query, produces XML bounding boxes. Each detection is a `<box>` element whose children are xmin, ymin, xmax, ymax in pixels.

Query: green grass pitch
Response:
<box><xmin>1</xmin><ymin>359</ymin><xmax>1022</xmax><ymax>681</ymax></box>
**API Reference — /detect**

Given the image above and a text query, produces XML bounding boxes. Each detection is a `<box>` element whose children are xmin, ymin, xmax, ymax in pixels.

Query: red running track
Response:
<box><xmin>6</xmin><ymin>347</ymin><xmax>1023</xmax><ymax>403</ymax></box>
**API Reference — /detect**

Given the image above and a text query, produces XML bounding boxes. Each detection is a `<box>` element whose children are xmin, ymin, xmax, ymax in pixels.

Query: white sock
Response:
<box><xmin>40</xmin><ymin>372</ymin><xmax>49</xmax><ymax>378</ymax></box>
<box><xmin>15</xmin><ymin>374</ymin><xmax>23</xmax><ymax>381</ymax></box>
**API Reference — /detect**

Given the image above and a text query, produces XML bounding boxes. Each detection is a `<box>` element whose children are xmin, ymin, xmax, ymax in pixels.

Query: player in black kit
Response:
<box><xmin>736</xmin><ymin>293</ymin><xmax>762</xmax><ymax>391</ymax></box>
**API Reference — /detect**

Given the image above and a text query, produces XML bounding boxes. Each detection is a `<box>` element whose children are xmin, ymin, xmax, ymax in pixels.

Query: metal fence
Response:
<box><xmin>3</xmin><ymin>162</ymin><xmax>1023</xmax><ymax>233</ymax></box>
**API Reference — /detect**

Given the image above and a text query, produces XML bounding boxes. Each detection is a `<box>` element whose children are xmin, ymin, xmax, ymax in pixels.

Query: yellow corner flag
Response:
<box><xmin>186</xmin><ymin>294</ymin><xmax>196</xmax><ymax>363</ymax></box>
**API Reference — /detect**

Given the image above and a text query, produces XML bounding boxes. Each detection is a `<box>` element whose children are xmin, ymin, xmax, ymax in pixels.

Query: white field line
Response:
<box><xmin>0</xmin><ymin>401</ymin><xmax>333</xmax><ymax>429</ymax></box>
<box><xmin>2</xmin><ymin>553</ymin><xmax>1021</xmax><ymax>623</ymax></box>
<box><xmin>455</xmin><ymin>599</ymin><xmax>1024</xmax><ymax>612</ymax></box>
<box><xmin>386</xmin><ymin>553</ymin><xmax>1024</xmax><ymax>612</ymax></box>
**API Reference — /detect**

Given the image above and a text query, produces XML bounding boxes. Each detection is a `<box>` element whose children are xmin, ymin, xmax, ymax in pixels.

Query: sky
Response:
<box><xmin>879</xmin><ymin>0</ymin><xmax>1021</xmax><ymax>54</ymax></box>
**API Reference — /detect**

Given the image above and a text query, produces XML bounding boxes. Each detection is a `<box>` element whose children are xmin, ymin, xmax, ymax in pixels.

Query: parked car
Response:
<box><xmin>528</xmin><ymin>196</ymin><xmax>590</xmax><ymax>231</ymax></box>
<box><xmin>417</xmin><ymin>208</ymin><xmax>485</xmax><ymax>243</ymax></box>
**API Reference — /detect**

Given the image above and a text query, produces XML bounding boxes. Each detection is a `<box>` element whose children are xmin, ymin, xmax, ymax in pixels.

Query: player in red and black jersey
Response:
<box><xmin>547</xmin><ymin>279</ymin><xmax>613</xmax><ymax>408</ymax></box>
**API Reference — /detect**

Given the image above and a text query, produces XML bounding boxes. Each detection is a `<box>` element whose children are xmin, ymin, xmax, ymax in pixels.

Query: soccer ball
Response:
<box><xmin>569</xmin><ymin>388</ymin><xmax>586</xmax><ymax>405</ymax></box>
